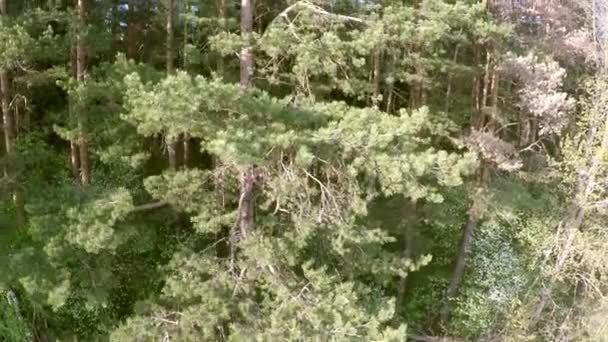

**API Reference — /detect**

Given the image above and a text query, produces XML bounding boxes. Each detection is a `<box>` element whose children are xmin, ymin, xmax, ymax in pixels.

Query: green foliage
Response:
<box><xmin>0</xmin><ymin>0</ymin><xmax>597</xmax><ymax>341</ymax></box>
<box><xmin>0</xmin><ymin>20</ymin><xmax>32</xmax><ymax>69</ymax></box>
<box><xmin>0</xmin><ymin>293</ymin><xmax>29</xmax><ymax>342</ymax></box>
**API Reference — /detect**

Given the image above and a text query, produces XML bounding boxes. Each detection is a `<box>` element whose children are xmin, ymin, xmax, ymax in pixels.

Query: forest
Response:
<box><xmin>0</xmin><ymin>0</ymin><xmax>607</xmax><ymax>340</ymax></box>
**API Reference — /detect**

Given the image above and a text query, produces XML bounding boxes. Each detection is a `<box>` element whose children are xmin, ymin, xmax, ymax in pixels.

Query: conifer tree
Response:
<box><xmin>0</xmin><ymin>0</ymin><xmax>604</xmax><ymax>340</ymax></box>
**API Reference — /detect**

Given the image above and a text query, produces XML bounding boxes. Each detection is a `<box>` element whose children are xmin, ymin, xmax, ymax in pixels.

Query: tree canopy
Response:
<box><xmin>1</xmin><ymin>0</ymin><xmax>607</xmax><ymax>341</ymax></box>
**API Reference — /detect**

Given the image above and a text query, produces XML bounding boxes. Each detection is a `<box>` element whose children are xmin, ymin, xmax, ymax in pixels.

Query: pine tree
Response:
<box><xmin>0</xmin><ymin>1</ymin><xmax>603</xmax><ymax>341</ymax></box>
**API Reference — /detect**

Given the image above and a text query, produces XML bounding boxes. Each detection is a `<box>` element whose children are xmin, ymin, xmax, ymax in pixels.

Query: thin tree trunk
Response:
<box><xmin>441</xmin><ymin>49</ymin><xmax>497</xmax><ymax>325</ymax></box>
<box><xmin>240</xmin><ymin>0</ymin><xmax>254</xmax><ymax>91</ymax></box>
<box><xmin>444</xmin><ymin>44</ymin><xmax>461</xmax><ymax>115</ymax></box>
<box><xmin>0</xmin><ymin>5</ymin><xmax>13</xmax><ymax>157</ymax></box>
<box><xmin>167</xmin><ymin>139</ymin><xmax>178</xmax><ymax>171</ymax></box>
<box><xmin>440</xmin><ymin>214</ymin><xmax>476</xmax><ymax>321</ymax></box>
<box><xmin>478</xmin><ymin>50</ymin><xmax>492</xmax><ymax>128</ymax></box>
<box><xmin>165</xmin><ymin>0</ymin><xmax>179</xmax><ymax>171</ymax></box>
<box><xmin>166</xmin><ymin>0</ymin><xmax>175</xmax><ymax>75</ymax></box>
<box><xmin>1</xmin><ymin>0</ymin><xmax>25</xmax><ymax>228</ymax></box>
<box><xmin>183</xmin><ymin>134</ymin><xmax>191</xmax><ymax>166</ymax></box>
<box><xmin>68</xmin><ymin>32</ymin><xmax>81</xmax><ymax>185</ymax></box>
<box><xmin>217</xmin><ymin>0</ymin><xmax>227</xmax><ymax>76</ymax></box>
<box><xmin>518</xmin><ymin>117</ymin><xmax>531</xmax><ymax>149</ymax></box>
<box><xmin>127</xmin><ymin>0</ymin><xmax>137</xmax><ymax>60</ymax></box>
<box><xmin>77</xmin><ymin>0</ymin><xmax>90</xmax><ymax>187</ymax></box>
<box><xmin>471</xmin><ymin>47</ymin><xmax>481</xmax><ymax>128</ymax></box>
<box><xmin>409</xmin><ymin>83</ymin><xmax>418</xmax><ymax>111</ymax></box>
<box><xmin>1</xmin><ymin>69</ymin><xmax>24</xmax><ymax>228</ymax></box>
<box><xmin>236</xmin><ymin>0</ymin><xmax>256</xmax><ymax>239</ymax></box>
<box><xmin>385</xmin><ymin>85</ymin><xmax>394</xmax><ymax>113</ymax></box>
<box><xmin>372</xmin><ymin>49</ymin><xmax>382</xmax><ymax>108</ymax></box>
<box><xmin>395</xmin><ymin>201</ymin><xmax>417</xmax><ymax>317</ymax></box>
<box><xmin>1</xmin><ymin>72</ymin><xmax>14</xmax><ymax>161</ymax></box>
<box><xmin>70</xmin><ymin>141</ymin><xmax>80</xmax><ymax>183</ymax></box>
<box><xmin>182</xmin><ymin>6</ymin><xmax>192</xmax><ymax>167</ymax></box>
<box><xmin>410</xmin><ymin>62</ymin><xmax>424</xmax><ymax>111</ymax></box>
<box><xmin>183</xmin><ymin>5</ymin><xmax>189</xmax><ymax>71</ymax></box>
<box><xmin>384</xmin><ymin>53</ymin><xmax>395</xmax><ymax>114</ymax></box>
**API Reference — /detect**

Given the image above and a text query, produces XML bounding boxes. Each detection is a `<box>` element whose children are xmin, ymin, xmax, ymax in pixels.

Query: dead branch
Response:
<box><xmin>132</xmin><ymin>201</ymin><xmax>169</xmax><ymax>212</ymax></box>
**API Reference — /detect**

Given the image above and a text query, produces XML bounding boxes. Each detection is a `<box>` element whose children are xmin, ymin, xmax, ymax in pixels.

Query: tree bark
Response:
<box><xmin>1</xmin><ymin>72</ymin><xmax>14</xmax><ymax>161</ymax></box>
<box><xmin>236</xmin><ymin>0</ymin><xmax>256</xmax><ymax>239</ymax></box>
<box><xmin>164</xmin><ymin>0</ymin><xmax>179</xmax><ymax>171</ymax></box>
<box><xmin>127</xmin><ymin>0</ymin><xmax>137</xmax><ymax>60</ymax></box>
<box><xmin>167</xmin><ymin>138</ymin><xmax>178</xmax><ymax>171</ymax></box>
<box><xmin>1</xmin><ymin>0</ymin><xmax>25</xmax><ymax>228</ymax></box>
<box><xmin>372</xmin><ymin>49</ymin><xmax>382</xmax><ymax>108</ymax></box>
<box><xmin>444</xmin><ymin>44</ymin><xmax>461</xmax><ymax>115</ymax></box>
<box><xmin>384</xmin><ymin>52</ymin><xmax>395</xmax><ymax>114</ymax></box>
<box><xmin>183</xmin><ymin>133</ymin><xmax>191</xmax><ymax>167</ymax></box>
<box><xmin>0</xmin><ymin>3</ymin><xmax>13</xmax><ymax>156</ymax></box>
<box><xmin>470</xmin><ymin>46</ymin><xmax>481</xmax><ymax>128</ymax></box>
<box><xmin>237</xmin><ymin>167</ymin><xmax>257</xmax><ymax>239</ymax></box>
<box><xmin>240</xmin><ymin>0</ymin><xmax>254</xmax><ymax>91</ymax></box>
<box><xmin>70</xmin><ymin>140</ymin><xmax>80</xmax><ymax>181</ymax></box>
<box><xmin>166</xmin><ymin>0</ymin><xmax>175</xmax><ymax>75</ymax></box>
<box><xmin>182</xmin><ymin>6</ymin><xmax>192</xmax><ymax>166</ymax></box>
<box><xmin>76</xmin><ymin>0</ymin><xmax>90</xmax><ymax>187</ymax></box>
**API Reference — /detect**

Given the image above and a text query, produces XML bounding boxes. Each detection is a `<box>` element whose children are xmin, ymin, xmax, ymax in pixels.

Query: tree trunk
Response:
<box><xmin>1</xmin><ymin>0</ymin><xmax>25</xmax><ymax>228</ymax></box>
<box><xmin>0</xmin><ymin>4</ymin><xmax>13</xmax><ymax>156</ymax></box>
<box><xmin>1</xmin><ymin>72</ymin><xmax>14</xmax><ymax>161</ymax></box>
<box><xmin>183</xmin><ymin>134</ymin><xmax>191</xmax><ymax>167</ymax></box>
<box><xmin>167</xmin><ymin>138</ymin><xmax>178</xmax><ymax>171</ymax></box>
<box><xmin>471</xmin><ymin>47</ymin><xmax>481</xmax><ymax>128</ymax></box>
<box><xmin>217</xmin><ymin>0</ymin><xmax>226</xmax><ymax>77</ymax></box>
<box><xmin>240</xmin><ymin>0</ymin><xmax>254</xmax><ymax>91</ymax></box>
<box><xmin>395</xmin><ymin>200</ymin><xmax>417</xmax><ymax>318</ymax></box>
<box><xmin>372</xmin><ymin>49</ymin><xmax>382</xmax><ymax>108</ymax></box>
<box><xmin>441</xmin><ymin>49</ymin><xmax>497</xmax><ymax>325</ymax></box>
<box><xmin>182</xmin><ymin>6</ymin><xmax>191</xmax><ymax>166</ymax></box>
<box><xmin>166</xmin><ymin>0</ymin><xmax>175</xmax><ymax>75</ymax></box>
<box><xmin>70</xmin><ymin>139</ymin><xmax>80</xmax><ymax>183</ymax></box>
<box><xmin>444</xmin><ymin>44</ymin><xmax>461</xmax><ymax>115</ymax></box>
<box><xmin>440</xmin><ymin>213</ymin><xmax>476</xmax><ymax>324</ymax></box>
<box><xmin>384</xmin><ymin>53</ymin><xmax>395</xmax><ymax>114</ymax></box>
<box><xmin>236</xmin><ymin>0</ymin><xmax>256</xmax><ymax>239</ymax></box>
<box><xmin>237</xmin><ymin>167</ymin><xmax>257</xmax><ymax>239</ymax></box>
<box><xmin>165</xmin><ymin>0</ymin><xmax>179</xmax><ymax>171</ymax></box>
<box><xmin>76</xmin><ymin>0</ymin><xmax>90</xmax><ymax>187</ymax></box>
<box><xmin>127</xmin><ymin>0</ymin><xmax>137</xmax><ymax>60</ymax></box>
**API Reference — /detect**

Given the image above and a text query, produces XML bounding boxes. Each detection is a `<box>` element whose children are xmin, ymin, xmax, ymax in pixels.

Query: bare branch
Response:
<box><xmin>272</xmin><ymin>0</ymin><xmax>367</xmax><ymax>27</ymax></box>
<box><xmin>131</xmin><ymin>201</ymin><xmax>169</xmax><ymax>212</ymax></box>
